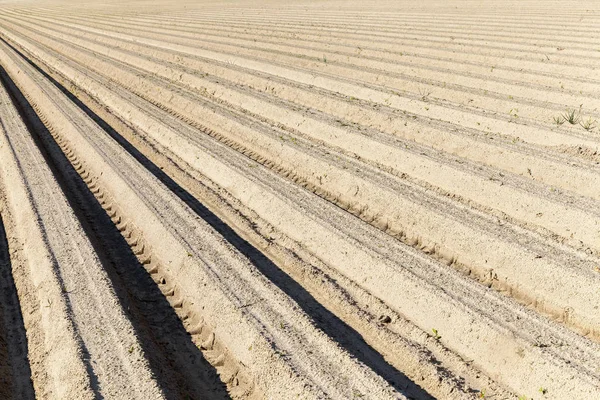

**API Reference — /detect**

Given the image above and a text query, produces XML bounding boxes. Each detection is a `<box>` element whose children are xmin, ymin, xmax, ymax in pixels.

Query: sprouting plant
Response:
<box><xmin>553</xmin><ymin>115</ymin><xmax>565</xmax><ymax>126</ymax></box>
<box><xmin>478</xmin><ymin>389</ymin><xmax>486</xmax><ymax>398</ymax></box>
<box><xmin>432</xmin><ymin>328</ymin><xmax>441</xmax><ymax>340</ymax></box>
<box><xmin>562</xmin><ymin>108</ymin><xmax>580</xmax><ymax>125</ymax></box>
<box><xmin>580</xmin><ymin>117</ymin><xmax>597</xmax><ymax>131</ymax></box>
<box><xmin>518</xmin><ymin>396</ymin><xmax>528</xmax><ymax>400</ymax></box>
<box><xmin>508</xmin><ymin>108</ymin><xmax>519</xmax><ymax>119</ymax></box>
<box><xmin>539</xmin><ymin>387</ymin><xmax>547</xmax><ymax>395</ymax></box>
<box><xmin>418</xmin><ymin>87</ymin><xmax>432</xmax><ymax>102</ymax></box>
<box><xmin>323</xmin><ymin>54</ymin><xmax>327</xmax><ymax>63</ymax></box>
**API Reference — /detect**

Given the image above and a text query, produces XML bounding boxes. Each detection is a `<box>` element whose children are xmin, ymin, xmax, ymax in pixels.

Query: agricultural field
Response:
<box><xmin>0</xmin><ymin>0</ymin><xmax>599</xmax><ymax>399</ymax></box>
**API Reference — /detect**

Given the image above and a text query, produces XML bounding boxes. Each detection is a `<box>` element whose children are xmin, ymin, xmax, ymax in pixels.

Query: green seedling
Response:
<box><xmin>580</xmin><ymin>117</ymin><xmax>597</xmax><ymax>131</ymax></box>
<box><xmin>553</xmin><ymin>115</ymin><xmax>565</xmax><ymax>126</ymax></box>
<box><xmin>562</xmin><ymin>108</ymin><xmax>580</xmax><ymax>125</ymax></box>
<box><xmin>418</xmin><ymin>87</ymin><xmax>432</xmax><ymax>102</ymax></box>
<box><xmin>478</xmin><ymin>389</ymin><xmax>486</xmax><ymax>398</ymax></box>
<box><xmin>432</xmin><ymin>328</ymin><xmax>441</xmax><ymax>340</ymax></box>
<box><xmin>539</xmin><ymin>387</ymin><xmax>547</xmax><ymax>395</ymax></box>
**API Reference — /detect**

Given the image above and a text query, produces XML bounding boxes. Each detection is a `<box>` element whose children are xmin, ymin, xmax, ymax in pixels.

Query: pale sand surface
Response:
<box><xmin>0</xmin><ymin>1</ymin><xmax>599</xmax><ymax>399</ymax></box>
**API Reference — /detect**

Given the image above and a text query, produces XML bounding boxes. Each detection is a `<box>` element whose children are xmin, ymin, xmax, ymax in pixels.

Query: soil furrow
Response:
<box><xmin>0</xmin><ymin>34</ymin><xmax>407</xmax><ymax>400</ymax></box>
<box><xmin>0</xmin><ymin>56</ymin><xmax>169</xmax><ymax>400</ymax></box>
<box><xmin>9</xmin><ymin>23</ymin><xmax>600</xmax><ymax>343</ymax></box>
<box><xmin>11</xmin><ymin>10</ymin><xmax>600</xmax><ymax>130</ymax></box>
<box><xmin>0</xmin><ymin>217</ymin><xmax>34</xmax><ymax>400</ymax></box>
<box><xmin>10</xmin><ymin>21</ymin><xmax>600</xmax><ymax>400</ymax></box>
<box><xmin>1</xmin><ymin>49</ymin><xmax>233</xmax><ymax>400</ymax></box>
<box><xmin>13</xmin><ymin>11</ymin><xmax>600</xmax><ymax>102</ymax></box>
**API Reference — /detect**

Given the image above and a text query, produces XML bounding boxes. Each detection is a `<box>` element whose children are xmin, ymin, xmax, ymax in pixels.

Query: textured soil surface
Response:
<box><xmin>0</xmin><ymin>1</ymin><xmax>599</xmax><ymax>399</ymax></box>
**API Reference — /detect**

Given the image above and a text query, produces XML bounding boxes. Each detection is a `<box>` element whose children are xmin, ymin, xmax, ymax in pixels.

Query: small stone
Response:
<box><xmin>378</xmin><ymin>315</ymin><xmax>392</xmax><ymax>324</ymax></box>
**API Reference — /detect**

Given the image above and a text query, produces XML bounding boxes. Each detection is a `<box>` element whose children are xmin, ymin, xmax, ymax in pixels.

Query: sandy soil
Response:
<box><xmin>0</xmin><ymin>0</ymin><xmax>599</xmax><ymax>399</ymax></box>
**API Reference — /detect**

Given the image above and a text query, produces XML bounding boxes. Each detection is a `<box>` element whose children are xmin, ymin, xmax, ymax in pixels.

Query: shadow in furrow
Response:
<box><xmin>0</xmin><ymin>215</ymin><xmax>35</xmax><ymax>400</ymax></box>
<box><xmin>1</xmin><ymin>64</ymin><xmax>102</xmax><ymax>400</ymax></box>
<box><xmin>0</xmin><ymin>59</ymin><xmax>230</xmax><ymax>400</ymax></box>
<box><xmin>9</xmin><ymin>39</ymin><xmax>438</xmax><ymax>400</ymax></box>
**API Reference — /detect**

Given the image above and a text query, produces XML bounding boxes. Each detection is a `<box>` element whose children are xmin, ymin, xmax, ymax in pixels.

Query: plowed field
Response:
<box><xmin>0</xmin><ymin>1</ymin><xmax>599</xmax><ymax>399</ymax></box>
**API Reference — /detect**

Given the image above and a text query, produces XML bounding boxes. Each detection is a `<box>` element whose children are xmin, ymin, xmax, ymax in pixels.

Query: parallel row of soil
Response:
<box><xmin>0</xmin><ymin>1</ymin><xmax>599</xmax><ymax>399</ymax></box>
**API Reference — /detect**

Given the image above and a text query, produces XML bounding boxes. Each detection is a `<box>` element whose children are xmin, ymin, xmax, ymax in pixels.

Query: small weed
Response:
<box><xmin>478</xmin><ymin>389</ymin><xmax>486</xmax><ymax>398</ymax></box>
<box><xmin>553</xmin><ymin>115</ymin><xmax>565</xmax><ymax>126</ymax></box>
<box><xmin>580</xmin><ymin>117</ymin><xmax>597</xmax><ymax>131</ymax></box>
<box><xmin>508</xmin><ymin>108</ymin><xmax>519</xmax><ymax>119</ymax></box>
<box><xmin>518</xmin><ymin>396</ymin><xmax>528</xmax><ymax>400</ymax></box>
<box><xmin>562</xmin><ymin>108</ymin><xmax>580</xmax><ymax>125</ymax></box>
<box><xmin>128</xmin><ymin>345</ymin><xmax>134</xmax><ymax>354</ymax></box>
<box><xmin>432</xmin><ymin>328</ymin><xmax>441</xmax><ymax>340</ymax></box>
<box><xmin>418</xmin><ymin>87</ymin><xmax>432</xmax><ymax>102</ymax></box>
<box><xmin>322</xmin><ymin>55</ymin><xmax>327</xmax><ymax>63</ymax></box>
<box><xmin>539</xmin><ymin>387</ymin><xmax>547</xmax><ymax>395</ymax></box>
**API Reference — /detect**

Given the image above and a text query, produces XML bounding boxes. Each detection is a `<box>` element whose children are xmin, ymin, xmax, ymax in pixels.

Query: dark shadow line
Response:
<box><xmin>0</xmin><ymin>64</ymin><xmax>104</xmax><ymax>400</ymax></box>
<box><xmin>0</xmin><ymin>215</ymin><xmax>36</xmax><ymax>400</ymax></box>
